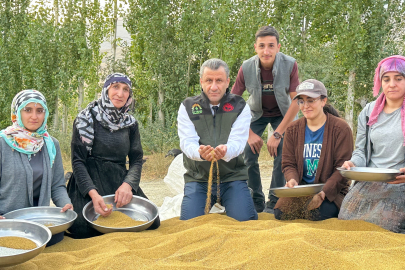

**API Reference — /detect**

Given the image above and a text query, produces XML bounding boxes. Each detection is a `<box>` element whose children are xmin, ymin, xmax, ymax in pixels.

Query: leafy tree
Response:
<box><xmin>272</xmin><ymin>0</ymin><xmax>405</xmax><ymax>130</ymax></box>
<box><xmin>125</xmin><ymin>0</ymin><xmax>276</xmax><ymax>130</ymax></box>
<box><xmin>0</xmin><ymin>0</ymin><xmax>110</xmax><ymax>132</ymax></box>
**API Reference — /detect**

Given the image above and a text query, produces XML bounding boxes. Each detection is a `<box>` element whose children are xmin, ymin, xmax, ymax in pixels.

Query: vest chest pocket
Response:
<box><xmin>189</xmin><ymin>116</ymin><xmax>200</xmax><ymax>121</ymax></box>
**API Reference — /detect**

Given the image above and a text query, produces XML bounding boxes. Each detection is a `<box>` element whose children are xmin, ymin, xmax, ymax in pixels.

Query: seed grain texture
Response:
<box><xmin>5</xmin><ymin>213</ymin><xmax>405</xmax><ymax>269</ymax></box>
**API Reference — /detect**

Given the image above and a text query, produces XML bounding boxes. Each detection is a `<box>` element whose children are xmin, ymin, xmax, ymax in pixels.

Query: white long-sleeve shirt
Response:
<box><xmin>177</xmin><ymin>102</ymin><xmax>251</xmax><ymax>162</ymax></box>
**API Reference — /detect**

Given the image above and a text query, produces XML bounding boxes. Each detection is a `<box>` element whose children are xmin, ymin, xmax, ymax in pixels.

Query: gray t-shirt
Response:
<box><xmin>369</xmin><ymin>108</ymin><xmax>405</xmax><ymax>169</ymax></box>
<box><xmin>29</xmin><ymin>150</ymin><xmax>44</xmax><ymax>201</ymax></box>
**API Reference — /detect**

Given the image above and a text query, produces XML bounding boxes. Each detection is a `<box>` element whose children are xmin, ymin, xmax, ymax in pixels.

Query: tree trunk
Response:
<box><xmin>112</xmin><ymin>0</ymin><xmax>118</xmax><ymax>71</ymax></box>
<box><xmin>79</xmin><ymin>0</ymin><xmax>86</xmax><ymax>113</ymax></box>
<box><xmin>54</xmin><ymin>0</ymin><xmax>58</xmax><ymax>24</ymax></box>
<box><xmin>345</xmin><ymin>70</ymin><xmax>356</xmax><ymax>130</ymax></box>
<box><xmin>53</xmin><ymin>0</ymin><xmax>59</xmax><ymax>130</ymax></box>
<box><xmin>158</xmin><ymin>73</ymin><xmax>165</xmax><ymax>126</ymax></box>
<box><xmin>301</xmin><ymin>16</ymin><xmax>307</xmax><ymax>62</ymax></box>
<box><xmin>62</xmin><ymin>104</ymin><xmax>68</xmax><ymax>133</ymax></box>
<box><xmin>149</xmin><ymin>100</ymin><xmax>153</xmax><ymax>123</ymax></box>
<box><xmin>53</xmin><ymin>95</ymin><xmax>59</xmax><ymax>130</ymax></box>
<box><xmin>186</xmin><ymin>54</ymin><xmax>192</xmax><ymax>97</ymax></box>
<box><xmin>78</xmin><ymin>77</ymin><xmax>84</xmax><ymax>112</ymax></box>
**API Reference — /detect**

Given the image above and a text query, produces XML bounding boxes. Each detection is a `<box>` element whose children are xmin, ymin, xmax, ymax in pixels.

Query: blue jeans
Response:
<box><xmin>244</xmin><ymin>116</ymin><xmax>286</xmax><ymax>209</ymax></box>
<box><xmin>180</xmin><ymin>181</ymin><xmax>258</xmax><ymax>221</ymax></box>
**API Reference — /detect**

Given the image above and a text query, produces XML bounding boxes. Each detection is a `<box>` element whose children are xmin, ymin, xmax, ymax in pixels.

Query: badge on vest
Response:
<box><xmin>223</xmin><ymin>103</ymin><xmax>234</xmax><ymax>112</ymax></box>
<box><xmin>192</xmin><ymin>103</ymin><xmax>203</xmax><ymax>114</ymax></box>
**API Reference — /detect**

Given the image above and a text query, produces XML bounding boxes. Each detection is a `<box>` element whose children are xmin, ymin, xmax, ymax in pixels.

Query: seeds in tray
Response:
<box><xmin>43</xmin><ymin>223</ymin><xmax>55</xmax><ymax>227</ymax></box>
<box><xmin>93</xmin><ymin>211</ymin><xmax>146</xmax><ymax>228</ymax></box>
<box><xmin>0</xmin><ymin>237</ymin><xmax>37</xmax><ymax>250</ymax></box>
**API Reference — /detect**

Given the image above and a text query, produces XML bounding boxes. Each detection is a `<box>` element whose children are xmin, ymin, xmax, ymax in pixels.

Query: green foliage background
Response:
<box><xmin>0</xmin><ymin>0</ymin><xmax>404</xmax><ymax>154</ymax></box>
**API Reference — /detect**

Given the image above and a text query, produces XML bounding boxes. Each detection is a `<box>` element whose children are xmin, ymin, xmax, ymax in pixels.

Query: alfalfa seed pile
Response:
<box><xmin>93</xmin><ymin>211</ymin><xmax>146</xmax><ymax>228</ymax></box>
<box><xmin>5</xmin><ymin>214</ymin><xmax>405</xmax><ymax>269</ymax></box>
<box><xmin>0</xmin><ymin>236</ymin><xmax>37</xmax><ymax>251</ymax></box>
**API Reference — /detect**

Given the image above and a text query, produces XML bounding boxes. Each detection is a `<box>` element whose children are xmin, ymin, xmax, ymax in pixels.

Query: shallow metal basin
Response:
<box><xmin>337</xmin><ymin>167</ymin><xmax>401</xmax><ymax>182</ymax></box>
<box><xmin>83</xmin><ymin>195</ymin><xmax>159</xmax><ymax>233</ymax></box>
<box><xmin>0</xmin><ymin>219</ymin><xmax>51</xmax><ymax>267</ymax></box>
<box><xmin>270</xmin><ymin>184</ymin><xmax>325</xmax><ymax>198</ymax></box>
<box><xmin>4</xmin><ymin>207</ymin><xmax>77</xmax><ymax>235</ymax></box>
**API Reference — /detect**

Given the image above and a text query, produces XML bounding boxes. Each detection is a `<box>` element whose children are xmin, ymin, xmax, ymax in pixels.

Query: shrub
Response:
<box><xmin>138</xmin><ymin>120</ymin><xmax>179</xmax><ymax>155</ymax></box>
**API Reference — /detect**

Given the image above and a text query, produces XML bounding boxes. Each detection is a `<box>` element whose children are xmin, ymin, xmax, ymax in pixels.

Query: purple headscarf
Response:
<box><xmin>368</xmin><ymin>55</ymin><xmax>405</xmax><ymax>145</ymax></box>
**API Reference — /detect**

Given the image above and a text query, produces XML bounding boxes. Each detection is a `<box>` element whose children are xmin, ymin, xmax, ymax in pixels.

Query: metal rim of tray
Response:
<box><xmin>270</xmin><ymin>183</ymin><xmax>325</xmax><ymax>198</ymax></box>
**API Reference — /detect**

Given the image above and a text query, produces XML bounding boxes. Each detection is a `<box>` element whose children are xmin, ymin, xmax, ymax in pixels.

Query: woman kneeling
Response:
<box><xmin>67</xmin><ymin>73</ymin><xmax>160</xmax><ymax>238</ymax></box>
<box><xmin>339</xmin><ymin>55</ymin><xmax>405</xmax><ymax>233</ymax></box>
<box><xmin>274</xmin><ymin>79</ymin><xmax>353</xmax><ymax>221</ymax></box>
<box><xmin>0</xmin><ymin>90</ymin><xmax>73</xmax><ymax>246</ymax></box>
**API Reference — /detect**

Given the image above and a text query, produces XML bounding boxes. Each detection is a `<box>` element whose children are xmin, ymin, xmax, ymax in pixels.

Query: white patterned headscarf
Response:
<box><xmin>0</xmin><ymin>90</ymin><xmax>56</xmax><ymax>166</ymax></box>
<box><xmin>75</xmin><ymin>73</ymin><xmax>136</xmax><ymax>152</ymax></box>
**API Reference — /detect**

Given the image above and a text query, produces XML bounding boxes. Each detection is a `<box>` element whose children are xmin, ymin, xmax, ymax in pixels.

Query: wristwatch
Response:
<box><xmin>273</xmin><ymin>131</ymin><xmax>283</xmax><ymax>139</ymax></box>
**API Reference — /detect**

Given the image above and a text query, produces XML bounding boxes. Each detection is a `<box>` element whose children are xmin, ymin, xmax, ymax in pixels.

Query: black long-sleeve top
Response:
<box><xmin>71</xmin><ymin>118</ymin><xmax>143</xmax><ymax>197</ymax></box>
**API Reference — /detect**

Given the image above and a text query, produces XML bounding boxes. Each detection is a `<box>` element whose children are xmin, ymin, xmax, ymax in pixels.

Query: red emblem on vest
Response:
<box><xmin>223</xmin><ymin>103</ymin><xmax>234</xmax><ymax>112</ymax></box>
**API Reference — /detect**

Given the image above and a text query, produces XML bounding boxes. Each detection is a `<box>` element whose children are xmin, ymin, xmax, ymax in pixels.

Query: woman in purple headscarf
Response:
<box><xmin>339</xmin><ymin>55</ymin><xmax>405</xmax><ymax>233</ymax></box>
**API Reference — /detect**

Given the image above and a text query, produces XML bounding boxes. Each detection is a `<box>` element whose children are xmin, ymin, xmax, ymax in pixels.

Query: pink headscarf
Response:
<box><xmin>368</xmin><ymin>55</ymin><xmax>405</xmax><ymax>145</ymax></box>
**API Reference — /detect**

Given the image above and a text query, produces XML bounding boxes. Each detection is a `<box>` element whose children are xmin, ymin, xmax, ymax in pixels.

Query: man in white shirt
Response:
<box><xmin>177</xmin><ymin>58</ymin><xmax>258</xmax><ymax>221</ymax></box>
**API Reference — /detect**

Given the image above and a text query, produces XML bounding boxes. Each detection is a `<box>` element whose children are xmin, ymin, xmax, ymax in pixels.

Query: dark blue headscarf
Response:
<box><xmin>75</xmin><ymin>73</ymin><xmax>136</xmax><ymax>152</ymax></box>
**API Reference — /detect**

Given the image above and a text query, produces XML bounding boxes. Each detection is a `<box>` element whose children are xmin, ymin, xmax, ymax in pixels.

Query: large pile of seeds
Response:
<box><xmin>93</xmin><ymin>211</ymin><xmax>146</xmax><ymax>228</ymax></box>
<box><xmin>0</xmin><ymin>237</ymin><xmax>37</xmax><ymax>250</ymax></box>
<box><xmin>6</xmin><ymin>213</ymin><xmax>405</xmax><ymax>269</ymax></box>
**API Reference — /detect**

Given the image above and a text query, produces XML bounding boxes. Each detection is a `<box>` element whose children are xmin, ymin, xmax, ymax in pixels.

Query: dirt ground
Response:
<box><xmin>141</xmin><ymin>157</ymin><xmax>274</xmax><ymax>207</ymax></box>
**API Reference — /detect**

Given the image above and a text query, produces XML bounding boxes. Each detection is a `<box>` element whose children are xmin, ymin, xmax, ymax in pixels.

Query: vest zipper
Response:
<box><xmin>212</xmin><ymin>106</ymin><xmax>220</xmax><ymax>147</ymax></box>
<box><xmin>213</xmin><ymin>113</ymin><xmax>217</xmax><ymax>147</ymax></box>
<box><xmin>212</xmin><ymin>106</ymin><xmax>219</xmax><ymax>147</ymax></box>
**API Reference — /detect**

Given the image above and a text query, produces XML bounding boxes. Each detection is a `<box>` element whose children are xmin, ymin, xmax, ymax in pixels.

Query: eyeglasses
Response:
<box><xmin>296</xmin><ymin>97</ymin><xmax>320</xmax><ymax>106</ymax></box>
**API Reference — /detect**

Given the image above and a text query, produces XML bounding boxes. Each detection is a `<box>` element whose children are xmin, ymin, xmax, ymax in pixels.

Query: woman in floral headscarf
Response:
<box><xmin>67</xmin><ymin>73</ymin><xmax>160</xmax><ymax>239</ymax></box>
<box><xmin>0</xmin><ymin>90</ymin><xmax>73</xmax><ymax>245</ymax></box>
<box><xmin>339</xmin><ymin>55</ymin><xmax>405</xmax><ymax>233</ymax></box>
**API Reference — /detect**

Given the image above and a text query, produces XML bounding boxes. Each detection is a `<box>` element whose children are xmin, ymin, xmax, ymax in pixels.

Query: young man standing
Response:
<box><xmin>177</xmin><ymin>58</ymin><xmax>257</xmax><ymax>221</ymax></box>
<box><xmin>232</xmin><ymin>26</ymin><xmax>300</xmax><ymax>213</ymax></box>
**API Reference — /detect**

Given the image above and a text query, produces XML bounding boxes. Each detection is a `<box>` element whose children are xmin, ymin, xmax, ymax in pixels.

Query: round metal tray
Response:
<box><xmin>337</xmin><ymin>167</ymin><xmax>401</xmax><ymax>182</ymax></box>
<box><xmin>270</xmin><ymin>183</ymin><xmax>325</xmax><ymax>198</ymax></box>
<box><xmin>0</xmin><ymin>219</ymin><xmax>51</xmax><ymax>267</ymax></box>
<box><xmin>83</xmin><ymin>195</ymin><xmax>159</xmax><ymax>234</ymax></box>
<box><xmin>4</xmin><ymin>207</ymin><xmax>77</xmax><ymax>235</ymax></box>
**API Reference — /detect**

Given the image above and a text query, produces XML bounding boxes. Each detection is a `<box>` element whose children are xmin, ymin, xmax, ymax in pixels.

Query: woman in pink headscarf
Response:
<box><xmin>339</xmin><ymin>55</ymin><xmax>405</xmax><ymax>233</ymax></box>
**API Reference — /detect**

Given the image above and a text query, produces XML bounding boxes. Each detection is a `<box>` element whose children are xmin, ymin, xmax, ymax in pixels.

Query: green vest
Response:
<box><xmin>242</xmin><ymin>52</ymin><xmax>296</xmax><ymax>122</ymax></box>
<box><xmin>182</xmin><ymin>91</ymin><xmax>248</xmax><ymax>183</ymax></box>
